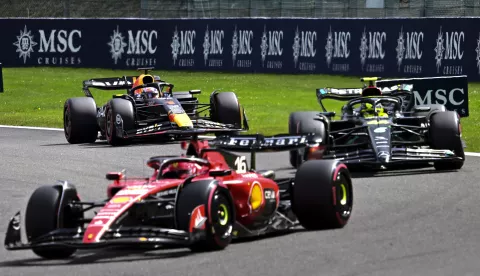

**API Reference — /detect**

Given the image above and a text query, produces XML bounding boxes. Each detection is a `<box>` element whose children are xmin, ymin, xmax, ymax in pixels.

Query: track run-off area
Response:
<box><xmin>0</xmin><ymin>125</ymin><xmax>480</xmax><ymax>276</ymax></box>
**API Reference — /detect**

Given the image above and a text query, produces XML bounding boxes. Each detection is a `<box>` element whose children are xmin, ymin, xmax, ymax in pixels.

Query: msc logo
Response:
<box><xmin>107</xmin><ymin>25</ymin><xmax>158</xmax><ymax>67</ymax></box>
<box><xmin>13</xmin><ymin>25</ymin><xmax>82</xmax><ymax>65</ymax></box>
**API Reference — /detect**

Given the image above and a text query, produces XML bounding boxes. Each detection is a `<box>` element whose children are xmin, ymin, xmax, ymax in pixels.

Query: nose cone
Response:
<box><xmin>377</xmin><ymin>151</ymin><xmax>390</xmax><ymax>163</ymax></box>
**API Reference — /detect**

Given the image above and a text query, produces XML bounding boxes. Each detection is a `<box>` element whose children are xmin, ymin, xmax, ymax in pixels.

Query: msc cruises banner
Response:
<box><xmin>0</xmin><ymin>17</ymin><xmax>476</xmax><ymax>115</ymax></box>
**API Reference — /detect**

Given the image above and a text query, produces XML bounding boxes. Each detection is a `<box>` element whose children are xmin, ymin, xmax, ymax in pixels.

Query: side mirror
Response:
<box><xmin>106</xmin><ymin>172</ymin><xmax>124</xmax><ymax>181</ymax></box>
<box><xmin>209</xmin><ymin>170</ymin><xmax>232</xmax><ymax>177</ymax></box>
<box><xmin>189</xmin><ymin>89</ymin><xmax>201</xmax><ymax>94</ymax></box>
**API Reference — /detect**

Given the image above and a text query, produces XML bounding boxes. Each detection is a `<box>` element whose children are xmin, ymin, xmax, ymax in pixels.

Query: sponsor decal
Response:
<box><xmin>374</xmin><ymin>127</ymin><xmax>387</xmax><ymax>133</ymax></box>
<box><xmin>325</xmin><ymin>26</ymin><xmax>351</xmax><ymax>72</ymax></box>
<box><xmin>136</xmin><ymin>123</ymin><xmax>162</xmax><ymax>135</ymax></box>
<box><xmin>231</xmin><ymin>25</ymin><xmax>253</xmax><ymax>68</ymax></box>
<box><xmin>264</xmin><ymin>189</ymin><xmax>276</xmax><ymax>200</ymax></box>
<box><xmin>115</xmin><ymin>188</ymin><xmax>149</xmax><ymax>196</ymax></box>
<box><xmin>359</xmin><ymin>27</ymin><xmax>386</xmax><ymax>73</ymax></box>
<box><xmin>115</xmin><ymin>114</ymin><xmax>122</xmax><ymax>125</ymax></box>
<box><xmin>395</xmin><ymin>26</ymin><xmax>424</xmax><ymax>74</ymax></box>
<box><xmin>292</xmin><ymin>26</ymin><xmax>317</xmax><ymax>71</ymax></box>
<box><xmin>108</xmin><ymin>25</ymin><xmax>157</xmax><ymax>67</ymax></box>
<box><xmin>202</xmin><ymin>25</ymin><xmax>224</xmax><ymax>67</ymax></box>
<box><xmin>241</xmin><ymin>172</ymin><xmax>258</xmax><ymax>178</ymax></box>
<box><xmin>156</xmin><ymin>188</ymin><xmax>177</xmax><ymax>197</ymax></box>
<box><xmin>248</xmin><ymin>181</ymin><xmax>264</xmax><ymax>212</ymax></box>
<box><xmin>434</xmin><ymin>26</ymin><xmax>464</xmax><ymax>75</ymax></box>
<box><xmin>376</xmin><ymin>76</ymin><xmax>468</xmax><ymax>117</ymax></box>
<box><xmin>374</xmin><ymin>136</ymin><xmax>389</xmax><ymax>144</ymax></box>
<box><xmin>189</xmin><ymin>205</ymin><xmax>207</xmax><ymax>232</ymax></box>
<box><xmin>171</xmin><ymin>26</ymin><xmax>196</xmax><ymax>67</ymax></box>
<box><xmin>221</xmin><ymin>135</ymin><xmax>310</xmax><ymax>148</ymax></box>
<box><xmin>260</xmin><ymin>25</ymin><xmax>283</xmax><ymax>69</ymax></box>
<box><xmin>13</xmin><ymin>25</ymin><xmax>82</xmax><ymax>65</ymax></box>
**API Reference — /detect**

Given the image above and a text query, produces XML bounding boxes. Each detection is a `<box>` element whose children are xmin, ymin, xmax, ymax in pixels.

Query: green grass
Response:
<box><xmin>1</xmin><ymin>67</ymin><xmax>480</xmax><ymax>151</ymax></box>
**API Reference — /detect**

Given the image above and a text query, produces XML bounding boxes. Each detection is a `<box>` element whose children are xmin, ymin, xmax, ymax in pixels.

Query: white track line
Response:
<box><xmin>1</xmin><ymin>124</ymin><xmax>478</xmax><ymax>155</ymax></box>
<box><xmin>0</xmin><ymin>125</ymin><xmax>214</xmax><ymax>139</ymax></box>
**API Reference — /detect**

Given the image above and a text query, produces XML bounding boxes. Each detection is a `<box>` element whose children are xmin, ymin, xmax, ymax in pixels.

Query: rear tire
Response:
<box><xmin>25</xmin><ymin>185</ymin><xmax>80</xmax><ymax>259</ymax></box>
<box><xmin>105</xmin><ymin>98</ymin><xmax>135</xmax><ymax>146</ymax></box>
<box><xmin>429</xmin><ymin>111</ymin><xmax>465</xmax><ymax>170</ymax></box>
<box><xmin>63</xmin><ymin>97</ymin><xmax>98</xmax><ymax>144</ymax></box>
<box><xmin>288</xmin><ymin>111</ymin><xmax>326</xmax><ymax>168</ymax></box>
<box><xmin>211</xmin><ymin>92</ymin><xmax>242</xmax><ymax>136</ymax></box>
<box><xmin>292</xmin><ymin>160</ymin><xmax>353</xmax><ymax>230</ymax></box>
<box><xmin>176</xmin><ymin>180</ymin><xmax>234</xmax><ymax>251</ymax></box>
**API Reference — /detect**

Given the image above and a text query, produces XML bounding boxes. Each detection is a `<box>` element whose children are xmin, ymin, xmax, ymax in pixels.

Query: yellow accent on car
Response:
<box><xmin>172</xmin><ymin>113</ymin><xmax>193</xmax><ymax>127</ymax></box>
<box><xmin>340</xmin><ymin>184</ymin><xmax>347</xmax><ymax>205</ymax></box>
<box><xmin>110</xmin><ymin>196</ymin><xmax>131</xmax><ymax>204</ymax></box>
<box><xmin>367</xmin><ymin>120</ymin><xmax>389</xmax><ymax>124</ymax></box>
<box><xmin>249</xmin><ymin>183</ymin><xmax>263</xmax><ymax>210</ymax></box>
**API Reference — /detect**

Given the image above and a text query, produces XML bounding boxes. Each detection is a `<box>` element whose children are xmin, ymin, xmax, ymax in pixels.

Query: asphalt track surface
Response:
<box><xmin>1</xmin><ymin>127</ymin><xmax>480</xmax><ymax>276</ymax></box>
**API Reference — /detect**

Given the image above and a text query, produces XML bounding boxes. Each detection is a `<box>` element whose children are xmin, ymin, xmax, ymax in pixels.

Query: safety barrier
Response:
<box><xmin>0</xmin><ymin>17</ymin><xmax>475</xmax><ymax>114</ymax></box>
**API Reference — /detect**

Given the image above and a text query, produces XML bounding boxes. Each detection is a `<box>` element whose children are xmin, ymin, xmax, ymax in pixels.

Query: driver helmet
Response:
<box><xmin>161</xmin><ymin>162</ymin><xmax>208</xmax><ymax>179</ymax></box>
<box><xmin>132</xmin><ymin>74</ymin><xmax>162</xmax><ymax>98</ymax></box>
<box><xmin>360</xmin><ymin>103</ymin><xmax>388</xmax><ymax>118</ymax></box>
<box><xmin>142</xmin><ymin>87</ymin><xmax>160</xmax><ymax>99</ymax></box>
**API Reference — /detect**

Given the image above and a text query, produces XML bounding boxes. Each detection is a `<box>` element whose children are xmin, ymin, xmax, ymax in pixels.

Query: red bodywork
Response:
<box><xmin>82</xmin><ymin>139</ymin><xmax>279</xmax><ymax>243</ymax></box>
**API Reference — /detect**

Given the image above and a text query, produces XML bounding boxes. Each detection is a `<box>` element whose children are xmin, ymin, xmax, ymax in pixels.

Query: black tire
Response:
<box><xmin>25</xmin><ymin>185</ymin><xmax>80</xmax><ymax>259</ymax></box>
<box><xmin>211</xmin><ymin>92</ymin><xmax>242</xmax><ymax>136</ymax></box>
<box><xmin>288</xmin><ymin>111</ymin><xmax>326</xmax><ymax>168</ymax></box>
<box><xmin>176</xmin><ymin>180</ymin><xmax>235</xmax><ymax>251</ymax></box>
<box><xmin>105</xmin><ymin>98</ymin><xmax>135</xmax><ymax>146</ymax></box>
<box><xmin>63</xmin><ymin>97</ymin><xmax>98</xmax><ymax>144</ymax></box>
<box><xmin>412</xmin><ymin>104</ymin><xmax>446</xmax><ymax>119</ymax></box>
<box><xmin>292</xmin><ymin>160</ymin><xmax>353</xmax><ymax>230</ymax></box>
<box><xmin>429</xmin><ymin>111</ymin><xmax>465</xmax><ymax>170</ymax></box>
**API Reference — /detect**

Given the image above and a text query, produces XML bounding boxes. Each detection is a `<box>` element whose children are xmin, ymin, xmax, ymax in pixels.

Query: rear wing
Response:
<box><xmin>82</xmin><ymin>75</ymin><xmax>172</xmax><ymax>97</ymax></box>
<box><xmin>315</xmin><ymin>84</ymin><xmax>414</xmax><ymax>112</ymax></box>
<box><xmin>209</xmin><ymin>133</ymin><xmax>321</xmax><ymax>170</ymax></box>
<box><xmin>210</xmin><ymin>133</ymin><xmax>322</xmax><ymax>153</ymax></box>
<box><xmin>316</xmin><ymin>84</ymin><xmax>413</xmax><ymax>100</ymax></box>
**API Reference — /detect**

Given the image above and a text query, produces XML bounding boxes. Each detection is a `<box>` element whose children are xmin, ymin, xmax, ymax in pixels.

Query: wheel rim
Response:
<box><xmin>217</xmin><ymin>203</ymin><xmax>229</xmax><ymax>226</ymax></box>
<box><xmin>212</xmin><ymin>192</ymin><xmax>233</xmax><ymax>239</ymax></box>
<box><xmin>335</xmin><ymin>171</ymin><xmax>352</xmax><ymax>219</ymax></box>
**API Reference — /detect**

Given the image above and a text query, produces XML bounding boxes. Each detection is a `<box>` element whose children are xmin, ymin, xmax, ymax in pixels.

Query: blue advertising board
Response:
<box><xmin>0</xmin><ymin>17</ymin><xmax>475</xmax><ymax>115</ymax></box>
<box><xmin>1</xmin><ymin>17</ymin><xmax>476</xmax><ymax>78</ymax></box>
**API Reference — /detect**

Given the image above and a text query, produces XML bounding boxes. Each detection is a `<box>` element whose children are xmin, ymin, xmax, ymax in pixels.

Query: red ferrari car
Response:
<box><xmin>4</xmin><ymin>133</ymin><xmax>353</xmax><ymax>259</ymax></box>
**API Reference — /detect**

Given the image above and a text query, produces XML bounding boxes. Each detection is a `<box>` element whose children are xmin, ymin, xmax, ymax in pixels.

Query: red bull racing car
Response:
<box><xmin>63</xmin><ymin>68</ymin><xmax>249</xmax><ymax>146</ymax></box>
<box><xmin>4</xmin><ymin>133</ymin><xmax>352</xmax><ymax>259</ymax></box>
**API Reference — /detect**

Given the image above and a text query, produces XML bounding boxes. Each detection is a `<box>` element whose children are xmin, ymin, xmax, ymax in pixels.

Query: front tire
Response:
<box><xmin>292</xmin><ymin>160</ymin><xmax>353</xmax><ymax>230</ymax></box>
<box><xmin>288</xmin><ymin>111</ymin><xmax>326</xmax><ymax>168</ymax></box>
<box><xmin>176</xmin><ymin>180</ymin><xmax>235</xmax><ymax>251</ymax></box>
<box><xmin>429</xmin><ymin>111</ymin><xmax>465</xmax><ymax>170</ymax></box>
<box><xmin>25</xmin><ymin>185</ymin><xmax>80</xmax><ymax>259</ymax></box>
<box><xmin>104</xmin><ymin>98</ymin><xmax>135</xmax><ymax>146</ymax></box>
<box><xmin>211</xmin><ymin>92</ymin><xmax>243</xmax><ymax>136</ymax></box>
<box><xmin>63</xmin><ymin>97</ymin><xmax>98</xmax><ymax>144</ymax></box>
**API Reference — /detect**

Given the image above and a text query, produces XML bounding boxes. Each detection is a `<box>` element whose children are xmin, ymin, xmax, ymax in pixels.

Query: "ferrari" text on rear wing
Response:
<box><xmin>210</xmin><ymin>133</ymin><xmax>322</xmax><ymax>153</ymax></box>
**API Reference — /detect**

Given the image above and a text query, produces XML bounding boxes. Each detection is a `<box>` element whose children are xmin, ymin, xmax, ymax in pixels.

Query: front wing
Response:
<box><xmin>4</xmin><ymin>212</ymin><xmax>198</xmax><ymax>251</ymax></box>
<box><xmin>322</xmin><ymin>147</ymin><xmax>463</xmax><ymax>165</ymax></box>
<box><xmin>117</xmin><ymin>118</ymin><xmax>246</xmax><ymax>139</ymax></box>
